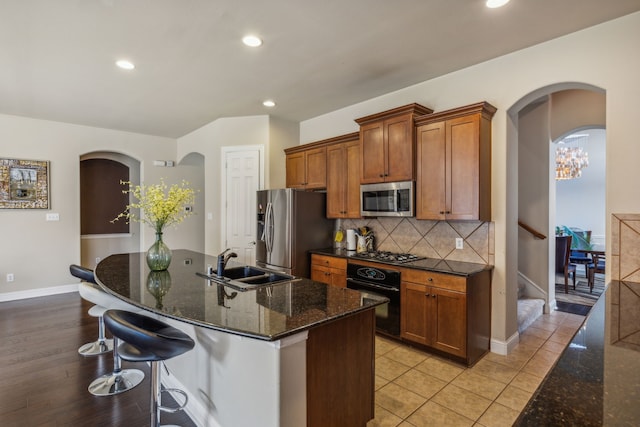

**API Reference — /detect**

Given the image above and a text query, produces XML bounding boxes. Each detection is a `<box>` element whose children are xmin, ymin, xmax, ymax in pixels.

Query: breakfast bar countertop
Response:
<box><xmin>516</xmin><ymin>280</ymin><xmax>640</xmax><ymax>425</ymax></box>
<box><xmin>94</xmin><ymin>249</ymin><xmax>386</xmax><ymax>342</ymax></box>
<box><xmin>311</xmin><ymin>247</ymin><xmax>493</xmax><ymax>276</ymax></box>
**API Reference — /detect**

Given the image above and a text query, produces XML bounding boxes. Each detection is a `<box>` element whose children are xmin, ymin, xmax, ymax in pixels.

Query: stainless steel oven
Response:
<box><xmin>346</xmin><ymin>263</ymin><xmax>401</xmax><ymax>337</ymax></box>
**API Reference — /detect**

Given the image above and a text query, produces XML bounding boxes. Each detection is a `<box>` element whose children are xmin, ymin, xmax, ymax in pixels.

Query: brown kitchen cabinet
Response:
<box><xmin>326</xmin><ymin>133</ymin><xmax>361</xmax><ymax>218</ymax></box>
<box><xmin>400</xmin><ymin>267</ymin><xmax>491</xmax><ymax>366</ymax></box>
<box><xmin>310</xmin><ymin>254</ymin><xmax>347</xmax><ymax>288</ymax></box>
<box><xmin>355</xmin><ymin>103</ymin><xmax>433</xmax><ymax>184</ymax></box>
<box><xmin>415</xmin><ymin>102</ymin><xmax>496</xmax><ymax>221</ymax></box>
<box><xmin>285</xmin><ymin>145</ymin><xmax>327</xmax><ymax>189</ymax></box>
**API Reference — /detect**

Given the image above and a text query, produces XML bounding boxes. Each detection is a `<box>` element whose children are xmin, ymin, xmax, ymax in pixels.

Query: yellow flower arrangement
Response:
<box><xmin>113</xmin><ymin>179</ymin><xmax>196</xmax><ymax>233</ymax></box>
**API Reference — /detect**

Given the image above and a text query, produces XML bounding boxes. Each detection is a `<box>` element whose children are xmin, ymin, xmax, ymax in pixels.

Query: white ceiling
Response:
<box><xmin>1</xmin><ymin>1</ymin><xmax>639</xmax><ymax>138</ymax></box>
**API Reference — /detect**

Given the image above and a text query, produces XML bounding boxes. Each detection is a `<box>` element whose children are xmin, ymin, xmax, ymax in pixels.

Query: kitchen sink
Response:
<box><xmin>222</xmin><ymin>266</ymin><xmax>265</xmax><ymax>280</ymax></box>
<box><xmin>196</xmin><ymin>265</ymin><xmax>299</xmax><ymax>291</ymax></box>
<box><xmin>240</xmin><ymin>272</ymin><xmax>293</xmax><ymax>285</ymax></box>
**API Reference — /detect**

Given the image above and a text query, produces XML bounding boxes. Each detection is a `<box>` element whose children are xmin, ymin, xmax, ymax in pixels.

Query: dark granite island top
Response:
<box><xmin>516</xmin><ymin>280</ymin><xmax>640</xmax><ymax>426</ymax></box>
<box><xmin>95</xmin><ymin>249</ymin><xmax>386</xmax><ymax>341</ymax></box>
<box><xmin>95</xmin><ymin>249</ymin><xmax>384</xmax><ymax>427</ymax></box>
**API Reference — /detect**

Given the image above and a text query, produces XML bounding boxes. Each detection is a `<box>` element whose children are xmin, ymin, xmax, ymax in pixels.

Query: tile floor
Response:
<box><xmin>367</xmin><ymin>310</ymin><xmax>586</xmax><ymax>427</ymax></box>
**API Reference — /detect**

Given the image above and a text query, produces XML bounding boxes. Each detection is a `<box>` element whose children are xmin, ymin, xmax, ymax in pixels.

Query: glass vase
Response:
<box><xmin>146</xmin><ymin>231</ymin><xmax>172</xmax><ymax>271</ymax></box>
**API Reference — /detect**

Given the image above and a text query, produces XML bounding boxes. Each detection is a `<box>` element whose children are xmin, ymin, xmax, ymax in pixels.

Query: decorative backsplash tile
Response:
<box><xmin>611</xmin><ymin>214</ymin><xmax>640</xmax><ymax>282</ymax></box>
<box><xmin>338</xmin><ymin>218</ymin><xmax>493</xmax><ymax>265</ymax></box>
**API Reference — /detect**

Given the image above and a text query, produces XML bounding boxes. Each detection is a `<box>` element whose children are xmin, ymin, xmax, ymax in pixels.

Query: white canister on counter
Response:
<box><xmin>346</xmin><ymin>229</ymin><xmax>357</xmax><ymax>251</ymax></box>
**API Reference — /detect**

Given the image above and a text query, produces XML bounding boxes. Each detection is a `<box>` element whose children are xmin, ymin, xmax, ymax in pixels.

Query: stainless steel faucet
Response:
<box><xmin>217</xmin><ymin>248</ymin><xmax>238</xmax><ymax>277</ymax></box>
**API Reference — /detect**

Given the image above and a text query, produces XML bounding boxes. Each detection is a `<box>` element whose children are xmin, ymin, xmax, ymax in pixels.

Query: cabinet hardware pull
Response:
<box><xmin>439</xmin><ymin>211</ymin><xmax>445</xmax><ymax>214</ymax></box>
<box><xmin>428</xmin><ymin>278</ymin><xmax>433</xmax><ymax>282</ymax></box>
<box><xmin>379</xmin><ymin>174</ymin><xmax>384</xmax><ymax>178</ymax></box>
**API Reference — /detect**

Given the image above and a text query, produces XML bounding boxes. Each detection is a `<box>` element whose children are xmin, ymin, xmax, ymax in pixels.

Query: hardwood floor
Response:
<box><xmin>0</xmin><ymin>292</ymin><xmax>196</xmax><ymax>427</ymax></box>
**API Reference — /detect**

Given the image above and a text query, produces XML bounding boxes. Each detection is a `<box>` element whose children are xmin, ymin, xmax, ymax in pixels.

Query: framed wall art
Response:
<box><xmin>0</xmin><ymin>158</ymin><xmax>50</xmax><ymax>209</ymax></box>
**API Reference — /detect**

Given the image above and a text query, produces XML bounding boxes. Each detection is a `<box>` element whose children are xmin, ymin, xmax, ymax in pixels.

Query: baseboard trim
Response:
<box><xmin>0</xmin><ymin>284</ymin><xmax>79</xmax><ymax>302</ymax></box>
<box><xmin>490</xmin><ymin>331</ymin><xmax>520</xmax><ymax>355</ymax></box>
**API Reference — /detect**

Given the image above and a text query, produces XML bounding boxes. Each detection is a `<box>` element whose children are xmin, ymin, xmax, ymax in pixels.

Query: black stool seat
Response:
<box><xmin>70</xmin><ymin>264</ymin><xmax>98</xmax><ymax>284</ymax></box>
<box><xmin>104</xmin><ymin>310</ymin><xmax>195</xmax><ymax>362</ymax></box>
<box><xmin>104</xmin><ymin>310</ymin><xmax>195</xmax><ymax>426</ymax></box>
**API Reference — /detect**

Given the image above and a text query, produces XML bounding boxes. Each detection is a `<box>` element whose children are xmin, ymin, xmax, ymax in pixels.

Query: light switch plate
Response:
<box><xmin>46</xmin><ymin>213</ymin><xmax>60</xmax><ymax>221</ymax></box>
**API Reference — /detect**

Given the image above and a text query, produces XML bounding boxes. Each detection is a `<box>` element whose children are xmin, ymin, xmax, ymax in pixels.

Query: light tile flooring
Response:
<box><xmin>368</xmin><ymin>310</ymin><xmax>586</xmax><ymax>427</ymax></box>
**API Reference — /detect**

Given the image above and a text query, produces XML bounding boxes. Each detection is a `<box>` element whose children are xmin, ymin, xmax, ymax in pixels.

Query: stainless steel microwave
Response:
<box><xmin>360</xmin><ymin>181</ymin><xmax>414</xmax><ymax>217</ymax></box>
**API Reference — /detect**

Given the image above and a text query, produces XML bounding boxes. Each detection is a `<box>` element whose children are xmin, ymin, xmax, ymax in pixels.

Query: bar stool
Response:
<box><xmin>70</xmin><ymin>264</ymin><xmax>113</xmax><ymax>356</ymax></box>
<box><xmin>104</xmin><ymin>309</ymin><xmax>195</xmax><ymax>427</ymax></box>
<box><xmin>70</xmin><ymin>264</ymin><xmax>145</xmax><ymax>395</ymax></box>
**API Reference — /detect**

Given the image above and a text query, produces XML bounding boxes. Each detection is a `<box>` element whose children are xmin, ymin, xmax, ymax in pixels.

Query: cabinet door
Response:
<box><xmin>305</xmin><ymin>147</ymin><xmax>327</xmax><ymax>189</ymax></box>
<box><xmin>401</xmin><ymin>281</ymin><xmax>429</xmax><ymax>345</ymax></box>
<box><xmin>330</xmin><ymin>268</ymin><xmax>347</xmax><ymax>288</ymax></box>
<box><xmin>286</xmin><ymin>152</ymin><xmax>306</xmax><ymax>188</ymax></box>
<box><xmin>360</xmin><ymin>121</ymin><xmax>386</xmax><ymax>183</ymax></box>
<box><xmin>311</xmin><ymin>264</ymin><xmax>331</xmax><ymax>285</ymax></box>
<box><xmin>326</xmin><ymin>144</ymin><xmax>346</xmax><ymax>218</ymax></box>
<box><xmin>447</xmin><ymin>114</ymin><xmax>480</xmax><ymax>220</ymax></box>
<box><xmin>430</xmin><ymin>287</ymin><xmax>466</xmax><ymax>357</ymax></box>
<box><xmin>344</xmin><ymin>140</ymin><xmax>361</xmax><ymax>218</ymax></box>
<box><xmin>416</xmin><ymin>122</ymin><xmax>447</xmax><ymax>220</ymax></box>
<box><xmin>384</xmin><ymin>114</ymin><xmax>414</xmax><ymax>182</ymax></box>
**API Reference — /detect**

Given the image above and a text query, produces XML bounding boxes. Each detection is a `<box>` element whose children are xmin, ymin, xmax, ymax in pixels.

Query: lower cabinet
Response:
<box><xmin>401</xmin><ymin>268</ymin><xmax>491</xmax><ymax>366</ymax></box>
<box><xmin>310</xmin><ymin>254</ymin><xmax>347</xmax><ymax>288</ymax></box>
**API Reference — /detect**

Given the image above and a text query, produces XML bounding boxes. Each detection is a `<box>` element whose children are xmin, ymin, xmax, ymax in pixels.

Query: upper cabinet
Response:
<box><xmin>355</xmin><ymin>104</ymin><xmax>433</xmax><ymax>184</ymax></box>
<box><xmin>415</xmin><ymin>102</ymin><xmax>496</xmax><ymax>221</ymax></box>
<box><xmin>285</xmin><ymin>144</ymin><xmax>327</xmax><ymax>190</ymax></box>
<box><xmin>326</xmin><ymin>133</ymin><xmax>361</xmax><ymax>218</ymax></box>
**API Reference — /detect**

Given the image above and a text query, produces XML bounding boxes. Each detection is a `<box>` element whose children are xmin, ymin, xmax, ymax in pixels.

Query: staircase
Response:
<box><xmin>517</xmin><ymin>275</ymin><xmax>545</xmax><ymax>333</ymax></box>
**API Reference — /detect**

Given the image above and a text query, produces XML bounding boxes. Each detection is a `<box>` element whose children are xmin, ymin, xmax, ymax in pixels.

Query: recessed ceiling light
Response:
<box><xmin>486</xmin><ymin>0</ymin><xmax>510</xmax><ymax>8</ymax></box>
<box><xmin>242</xmin><ymin>35</ymin><xmax>263</xmax><ymax>47</ymax></box>
<box><xmin>263</xmin><ymin>100</ymin><xmax>276</xmax><ymax>107</ymax></box>
<box><xmin>116</xmin><ymin>59</ymin><xmax>135</xmax><ymax>70</ymax></box>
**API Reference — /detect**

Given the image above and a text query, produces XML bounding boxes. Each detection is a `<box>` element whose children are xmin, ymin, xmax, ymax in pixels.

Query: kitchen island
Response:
<box><xmin>516</xmin><ymin>280</ymin><xmax>640</xmax><ymax>425</ymax></box>
<box><xmin>95</xmin><ymin>250</ymin><xmax>386</xmax><ymax>427</ymax></box>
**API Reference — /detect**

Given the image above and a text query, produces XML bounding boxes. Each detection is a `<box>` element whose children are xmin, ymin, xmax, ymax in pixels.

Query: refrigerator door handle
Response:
<box><xmin>265</xmin><ymin>202</ymin><xmax>274</xmax><ymax>253</ymax></box>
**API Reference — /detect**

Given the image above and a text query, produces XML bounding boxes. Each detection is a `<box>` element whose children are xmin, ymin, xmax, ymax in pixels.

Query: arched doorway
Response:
<box><xmin>507</xmin><ymin>83</ymin><xmax>606</xmax><ymax>337</ymax></box>
<box><xmin>80</xmin><ymin>151</ymin><xmax>141</xmax><ymax>269</ymax></box>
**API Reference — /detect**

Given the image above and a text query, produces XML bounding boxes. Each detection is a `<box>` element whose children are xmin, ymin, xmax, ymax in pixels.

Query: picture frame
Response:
<box><xmin>0</xmin><ymin>158</ymin><xmax>50</xmax><ymax>209</ymax></box>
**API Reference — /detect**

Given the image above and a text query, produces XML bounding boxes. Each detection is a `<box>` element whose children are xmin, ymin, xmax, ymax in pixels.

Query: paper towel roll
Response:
<box><xmin>346</xmin><ymin>229</ymin><xmax>357</xmax><ymax>251</ymax></box>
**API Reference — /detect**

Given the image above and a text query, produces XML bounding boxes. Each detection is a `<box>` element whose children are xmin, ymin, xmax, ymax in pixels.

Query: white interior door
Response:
<box><xmin>222</xmin><ymin>146</ymin><xmax>263</xmax><ymax>265</ymax></box>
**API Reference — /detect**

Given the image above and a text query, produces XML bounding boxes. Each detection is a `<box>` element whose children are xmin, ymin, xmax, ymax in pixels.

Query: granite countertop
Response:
<box><xmin>516</xmin><ymin>280</ymin><xmax>640</xmax><ymax>426</ymax></box>
<box><xmin>311</xmin><ymin>247</ymin><xmax>493</xmax><ymax>276</ymax></box>
<box><xmin>95</xmin><ymin>250</ymin><xmax>387</xmax><ymax>342</ymax></box>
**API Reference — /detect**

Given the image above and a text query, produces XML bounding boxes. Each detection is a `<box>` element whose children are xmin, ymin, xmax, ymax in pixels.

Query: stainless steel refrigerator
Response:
<box><xmin>256</xmin><ymin>189</ymin><xmax>332</xmax><ymax>278</ymax></box>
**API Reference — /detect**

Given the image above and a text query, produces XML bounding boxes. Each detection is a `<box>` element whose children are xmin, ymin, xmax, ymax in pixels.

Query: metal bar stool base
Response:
<box><xmin>78</xmin><ymin>338</ymin><xmax>114</xmax><ymax>356</ymax></box>
<box><xmin>88</xmin><ymin>369</ymin><xmax>144</xmax><ymax>396</ymax></box>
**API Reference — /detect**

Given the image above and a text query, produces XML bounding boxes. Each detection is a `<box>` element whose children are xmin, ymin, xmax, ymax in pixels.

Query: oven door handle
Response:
<box><xmin>346</xmin><ymin>278</ymin><xmax>400</xmax><ymax>292</ymax></box>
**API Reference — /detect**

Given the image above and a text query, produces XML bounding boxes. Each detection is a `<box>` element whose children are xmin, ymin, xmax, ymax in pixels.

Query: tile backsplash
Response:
<box><xmin>337</xmin><ymin>218</ymin><xmax>494</xmax><ymax>265</ymax></box>
<box><xmin>611</xmin><ymin>214</ymin><xmax>640</xmax><ymax>282</ymax></box>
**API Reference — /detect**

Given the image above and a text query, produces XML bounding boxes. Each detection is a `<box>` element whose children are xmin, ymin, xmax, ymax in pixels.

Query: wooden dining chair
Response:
<box><xmin>588</xmin><ymin>252</ymin><xmax>605</xmax><ymax>293</ymax></box>
<box><xmin>556</xmin><ymin>235</ymin><xmax>576</xmax><ymax>294</ymax></box>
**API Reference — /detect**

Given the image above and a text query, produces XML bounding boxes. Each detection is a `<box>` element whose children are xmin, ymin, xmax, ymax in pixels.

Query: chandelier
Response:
<box><xmin>555</xmin><ymin>135</ymin><xmax>589</xmax><ymax>180</ymax></box>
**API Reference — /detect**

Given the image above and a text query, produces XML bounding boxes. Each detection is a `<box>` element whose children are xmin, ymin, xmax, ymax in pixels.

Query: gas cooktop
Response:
<box><xmin>349</xmin><ymin>251</ymin><xmax>425</xmax><ymax>264</ymax></box>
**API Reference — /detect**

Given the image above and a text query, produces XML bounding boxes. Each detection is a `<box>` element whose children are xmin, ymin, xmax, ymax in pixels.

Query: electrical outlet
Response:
<box><xmin>6</xmin><ymin>273</ymin><xmax>14</xmax><ymax>282</ymax></box>
<box><xmin>455</xmin><ymin>238</ymin><xmax>464</xmax><ymax>250</ymax></box>
<box><xmin>95</xmin><ymin>257</ymin><xmax>101</xmax><ymax>264</ymax></box>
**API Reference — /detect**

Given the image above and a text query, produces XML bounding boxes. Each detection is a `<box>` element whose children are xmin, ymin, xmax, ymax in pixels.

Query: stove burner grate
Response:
<box><xmin>351</xmin><ymin>251</ymin><xmax>425</xmax><ymax>264</ymax></box>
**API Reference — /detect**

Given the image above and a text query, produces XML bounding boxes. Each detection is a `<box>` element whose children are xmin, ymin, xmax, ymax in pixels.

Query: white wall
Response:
<box><xmin>177</xmin><ymin>115</ymin><xmax>270</xmax><ymax>256</ymax></box>
<box><xmin>555</xmin><ymin>128</ymin><xmax>606</xmax><ymax>248</ymax></box>
<box><xmin>0</xmin><ymin>114</ymin><xmax>178</xmax><ymax>295</ymax></box>
<box><xmin>300</xmin><ymin>12</ymin><xmax>640</xmax><ymax>349</ymax></box>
